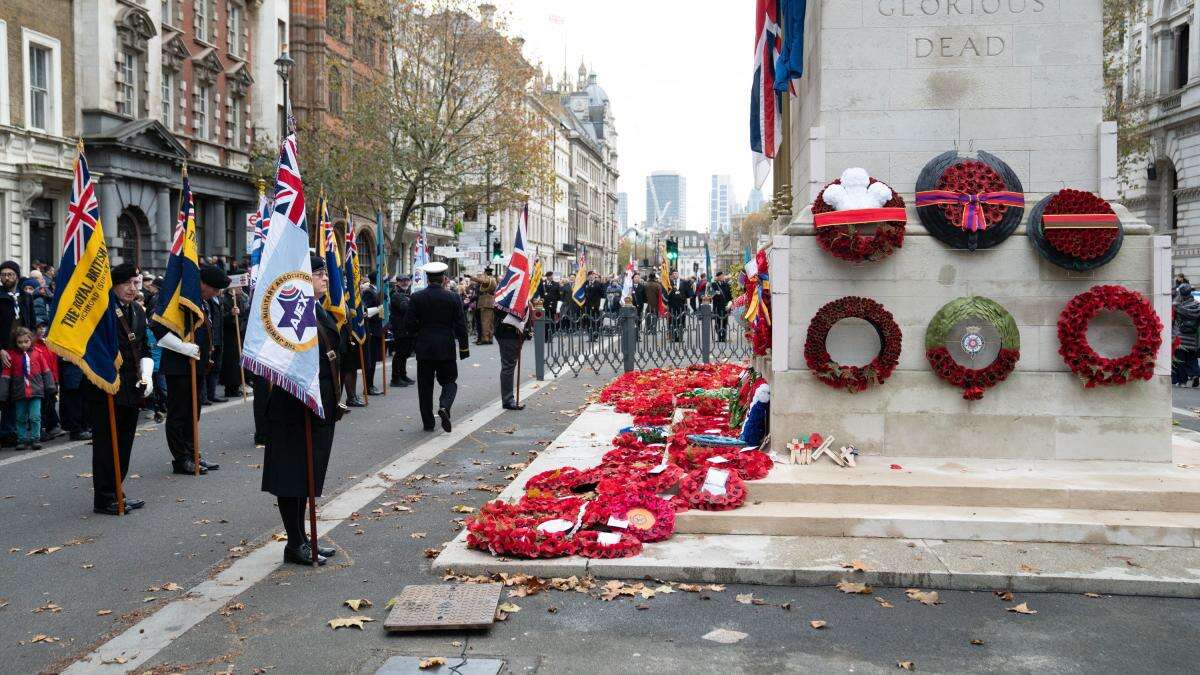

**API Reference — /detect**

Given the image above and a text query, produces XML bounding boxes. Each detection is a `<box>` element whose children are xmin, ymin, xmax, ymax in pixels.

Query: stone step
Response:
<box><xmin>432</xmin><ymin>533</ymin><xmax>1200</xmax><ymax>598</ymax></box>
<box><xmin>746</xmin><ymin>455</ymin><xmax>1200</xmax><ymax>512</ymax></box>
<box><xmin>674</xmin><ymin>502</ymin><xmax>1200</xmax><ymax>547</ymax></box>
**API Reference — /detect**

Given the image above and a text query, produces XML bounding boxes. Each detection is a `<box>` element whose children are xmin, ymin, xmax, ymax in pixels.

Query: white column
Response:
<box><xmin>1191</xmin><ymin>5</ymin><xmax>1200</xmax><ymax>83</ymax></box>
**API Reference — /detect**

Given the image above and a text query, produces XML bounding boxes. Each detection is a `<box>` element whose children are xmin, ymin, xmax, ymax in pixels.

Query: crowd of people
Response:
<box><xmin>1174</xmin><ymin>272</ymin><xmax>1200</xmax><ymax>387</ymax></box>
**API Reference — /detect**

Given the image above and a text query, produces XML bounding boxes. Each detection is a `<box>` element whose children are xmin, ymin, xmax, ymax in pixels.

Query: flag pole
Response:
<box><xmin>106</xmin><ymin>395</ymin><xmax>125</xmax><ymax>516</ymax></box>
<box><xmin>303</xmin><ymin>410</ymin><xmax>319</xmax><ymax>565</ymax></box>
<box><xmin>515</xmin><ymin>335</ymin><xmax>523</xmax><ymax>407</ymax></box>
<box><xmin>189</xmin><ymin>357</ymin><xmax>200</xmax><ymax>476</ymax></box>
<box><xmin>377</xmin><ymin>210</ymin><xmax>387</xmax><ymax>394</ymax></box>
<box><xmin>233</xmin><ymin>307</ymin><xmax>247</xmax><ymax>402</ymax></box>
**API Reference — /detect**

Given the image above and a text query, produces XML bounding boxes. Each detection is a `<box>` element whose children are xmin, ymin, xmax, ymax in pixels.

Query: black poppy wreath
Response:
<box><xmin>1029</xmin><ymin>189</ymin><xmax>1124</xmax><ymax>271</ymax></box>
<box><xmin>915</xmin><ymin>150</ymin><xmax>1025</xmax><ymax>251</ymax></box>
<box><xmin>1058</xmin><ymin>285</ymin><xmax>1162</xmax><ymax>388</ymax></box>
<box><xmin>925</xmin><ymin>297</ymin><xmax>1021</xmax><ymax>401</ymax></box>
<box><xmin>811</xmin><ymin>173</ymin><xmax>907</xmax><ymax>263</ymax></box>
<box><xmin>804</xmin><ymin>296</ymin><xmax>902</xmax><ymax>393</ymax></box>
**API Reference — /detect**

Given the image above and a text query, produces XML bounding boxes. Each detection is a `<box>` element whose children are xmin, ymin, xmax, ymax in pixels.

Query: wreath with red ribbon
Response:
<box><xmin>1058</xmin><ymin>285</ymin><xmax>1162</xmax><ymax>388</ymax></box>
<box><xmin>811</xmin><ymin>178</ymin><xmax>907</xmax><ymax>263</ymax></box>
<box><xmin>1029</xmin><ymin>189</ymin><xmax>1124</xmax><ymax>271</ymax></box>
<box><xmin>574</xmin><ymin>530</ymin><xmax>644</xmax><ymax>559</ymax></box>
<box><xmin>465</xmin><ymin>497</ymin><xmax>586</xmax><ymax>558</ymax></box>
<box><xmin>915</xmin><ymin>151</ymin><xmax>1025</xmax><ymax>251</ymax></box>
<box><xmin>804</xmin><ymin>297</ymin><xmax>902</xmax><ymax>393</ymax></box>
<box><xmin>585</xmin><ymin>492</ymin><xmax>676</xmax><ymax>542</ymax></box>
<box><xmin>676</xmin><ymin>467</ymin><xmax>747</xmax><ymax>511</ymax></box>
<box><xmin>925</xmin><ymin>297</ymin><xmax>1021</xmax><ymax>401</ymax></box>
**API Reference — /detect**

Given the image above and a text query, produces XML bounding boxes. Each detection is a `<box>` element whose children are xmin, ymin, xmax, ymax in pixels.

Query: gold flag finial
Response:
<box><xmin>256</xmin><ymin>178</ymin><xmax>267</xmax><ymax>196</ymax></box>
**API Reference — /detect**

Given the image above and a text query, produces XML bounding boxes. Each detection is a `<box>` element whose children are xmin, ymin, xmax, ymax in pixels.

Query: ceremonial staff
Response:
<box><xmin>189</xmin><ymin>314</ymin><xmax>200</xmax><ymax>476</ymax></box>
<box><xmin>106</xmin><ymin>396</ymin><xmax>124</xmax><ymax>514</ymax></box>
<box><xmin>303</xmin><ymin>411</ymin><xmax>319</xmax><ymax>564</ymax></box>
<box><xmin>234</xmin><ymin>301</ymin><xmax>247</xmax><ymax>401</ymax></box>
<box><xmin>377</xmin><ymin>210</ymin><xmax>388</xmax><ymax>395</ymax></box>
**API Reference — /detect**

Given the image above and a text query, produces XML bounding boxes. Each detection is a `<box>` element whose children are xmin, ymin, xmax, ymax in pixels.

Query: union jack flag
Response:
<box><xmin>751</xmin><ymin>0</ymin><xmax>782</xmax><ymax>187</ymax></box>
<box><xmin>170</xmin><ymin>177</ymin><xmax>195</xmax><ymax>256</ymax></box>
<box><xmin>494</xmin><ymin>204</ymin><xmax>531</xmax><ymax>318</ymax></box>
<box><xmin>63</xmin><ymin>151</ymin><xmax>99</xmax><ymax>263</ymax></box>
<box><xmin>272</xmin><ymin>134</ymin><xmax>307</xmax><ymax>232</ymax></box>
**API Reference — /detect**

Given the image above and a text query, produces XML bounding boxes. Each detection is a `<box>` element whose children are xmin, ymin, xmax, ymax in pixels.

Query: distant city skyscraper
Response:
<box><xmin>646</xmin><ymin>171</ymin><xmax>687</xmax><ymax>230</ymax></box>
<box><xmin>617</xmin><ymin>192</ymin><xmax>629</xmax><ymax>230</ymax></box>
<box><xmin>747</xmin><ymin>187</ymin><xmax>764</xmax><ymax>213</ymax></box>
<box><xmin>709</xmin><ymin>175</ymin><xmax>733</xmax><ymax>234</ymax></box>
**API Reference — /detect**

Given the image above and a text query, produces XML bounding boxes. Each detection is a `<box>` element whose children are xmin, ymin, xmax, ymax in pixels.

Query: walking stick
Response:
<box><xmin>357</xmin><ymin>343</ymin><xmax>369</xmax><ymax>406</ymax></box>
<box><xmin>233</xmin><ymin>309</ymin><xmax>247</xmax><ymax>402</ymax></box>
<box><xmin>189</xmin><ymin>358</ymin><xmax>200</xmax><ymax>476</ymax></box>
<box><xmin>515</xmin><ymin>336</ymin><xmax>523</xmax><ymax>407</ymax></box>
<box><xmin>303</xmin><ymin>411</ymin><xmax>319</xmax><ymax>565</ymax></box>
<box><xmin>106</xmin><ymin>395</ymin><xmax>124</xmax><ymax>516</ymax></box>
<box><xmin>380</xmin><ymin>332</ymin><xmax>387</xmax><ymax>394</ymax></box>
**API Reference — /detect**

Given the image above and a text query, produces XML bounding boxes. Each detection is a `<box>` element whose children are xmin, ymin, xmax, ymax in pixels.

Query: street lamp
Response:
<box><xmin>274</xmin><ymin>48</ymin><xmax>295</xmax><ymax>139</ymax></box>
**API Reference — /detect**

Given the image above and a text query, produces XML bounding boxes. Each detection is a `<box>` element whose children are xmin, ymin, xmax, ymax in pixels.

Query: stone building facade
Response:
<box><xmin>0</xmin><ymin>0</ymin><xmax>77</xmax><ymax>270</ymax></box>
<box><xmin>1120</xmin><ymin>0</ymin><xmax>1200</xmax><ymax>276</ymax></box>
<box><xmin>75</xmin><ymin>0</ymin><xmax>271</xmax><ymax>271</ymax></box>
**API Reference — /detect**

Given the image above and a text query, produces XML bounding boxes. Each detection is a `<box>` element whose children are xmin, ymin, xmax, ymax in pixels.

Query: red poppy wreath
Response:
<box><xmin>811</xmin><ymin>168</ymin><xmax>907</xmax><ymax>263</ymax></box>
<box><xmin>584</xmin><ymin>492</ymin><xmax>676</xmax><ymax>543</ymax></box>
<box><xmin>925</xmin><ymin>297</ymin><xmax>1021</xmax><ymax>401</ymax></box>
<box><xmin>804</xmin><ymin>296</ymin><xmax>902</xmax><ymax>393</ymax></box>
<box><xmin>1029</xmin><ymin>189</ymin><xmax>1123</xmax><ymax>272</ymax></box>
<box><xmin>1058</xmin><ymin>285</ymin><xmax>1162</xmax><ymax>388</ymax></box>
<box><xmin>676</xmin><ymin>467</ymin><xmax>747</xmax><ymax>511</ymax></box>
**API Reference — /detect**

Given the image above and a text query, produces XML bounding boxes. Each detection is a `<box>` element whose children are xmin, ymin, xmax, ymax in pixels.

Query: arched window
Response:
<box><xmin>116</xmin><ymin>206</ymin><xmax>148</xmax><ymax>268</ymax></box>
<box><xmin>355</xmin><ymin>228</ymin><xmax>376</xmax><ymax>279</ymax></box>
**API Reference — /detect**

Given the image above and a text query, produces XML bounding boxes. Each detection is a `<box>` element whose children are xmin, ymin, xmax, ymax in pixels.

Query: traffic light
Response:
<box><xmin>665</xmin><ymin>238</ymin><xmax>678</xmax><ymax>262</ymax></box>
<box><xmin>492</xmin><ymin>240</ymin><xmax>503</xmax><ymax>261</ymax></box>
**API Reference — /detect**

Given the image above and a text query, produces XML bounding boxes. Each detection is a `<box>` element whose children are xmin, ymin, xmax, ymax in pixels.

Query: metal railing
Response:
<box><xmin>533</xmin><ymin>303</ymin><xmax>750</xmax><ymax>378</ymax></box>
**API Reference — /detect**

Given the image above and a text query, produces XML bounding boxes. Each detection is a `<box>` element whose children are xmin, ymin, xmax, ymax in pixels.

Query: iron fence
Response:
<box><xmin>533</xmin><ymin>304</ymin><xmax>750</xmax><ymax>378</ymax></box>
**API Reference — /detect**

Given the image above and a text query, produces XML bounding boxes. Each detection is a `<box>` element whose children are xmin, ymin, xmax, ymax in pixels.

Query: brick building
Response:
<box><xmin>0</xmin><ymin>0</ymin><xmax>77</xmax><ymax>269</ymax></box>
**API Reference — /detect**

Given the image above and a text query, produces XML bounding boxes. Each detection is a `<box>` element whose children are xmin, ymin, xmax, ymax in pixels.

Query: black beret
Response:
<box><xmin>111</xmin><ymin>262</ymin><xmax>138</xmax><ymax>285</ymax></box>
<box><xmin>199</xmin><ymin>264</ymin><xmax>230</xmax><ymax>289</ymax></box>
<box><xmin>0</xmin><ymin>261</ymin><xmax>20</xmax><ymax>276</ymax></box>
<box><xmin>310</xmin><ymin>254</ymin><xmax>326</xmax><ymax>273</ymax></box>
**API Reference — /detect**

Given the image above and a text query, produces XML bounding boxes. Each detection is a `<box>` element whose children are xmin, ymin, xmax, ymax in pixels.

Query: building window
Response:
<box><xmin>161</xmin><ymin>70</ymin><xmax>174</xmax><ymax>128</ymax></box>
<box><xmin>226</xmin><ymin>96</ymin><xmax>243</xmax><ymax>149</ymax></box>
<box><xmin>326</xmin><ymin>0</ymin><xmax>346</xmax><ymax>40</ymax></box>
<box><xmin>228</xmin><ymin>3</ymin><xmax>243</xmax><ymax>56</ymax></box>
<box><xmin>26</xmin><ymin>43</ymin><xmax>51</xmax><ymax>131</ymax></box>
<box><xmin>328</xmin><ymin>66</ymin><xmax>342</xmax><ymax>115</ymax></box>
<box><xmin>1176</xmin><ymin>24</ymin><xmax>1191</xmax><ymax>89</ymax></box>
<box><xmin>160</xmin><ymin>0</ymin><xmax>175</xmax><ymax>27</ymax></box>
<box><xmin>0</xmin><ymin>20</ymin><xmax>8</xmax><ymax>127</ymax></box>
<box><xmin>196</xmin><ymin>2</ymin><xmax>207</xmax><ymax>40</ymax></box>
<box><xmin>195</xmin><ymin>83</ymin><xmax>210</xmax><ymax>139</ymax></box>
<box><xmin>117</xmin><ymin>51</ymin><xmax>138</xmax><ymax>116</ymax></box>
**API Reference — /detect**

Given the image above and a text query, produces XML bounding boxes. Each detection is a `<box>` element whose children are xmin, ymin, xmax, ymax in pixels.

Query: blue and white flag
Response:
<box><xmin>240</xmin><ymin>133</ymin><xmax>324</xmax><ymax>418</ymax></box>
<box><xmin>248</xmin><ymin>185</ymin><xmax>271</xmax><ymax>288</ymax></box>
<box><xmin>412</xmin><ymin>224</ymin><xmax>429</xmax><ymax>291</ymax></box>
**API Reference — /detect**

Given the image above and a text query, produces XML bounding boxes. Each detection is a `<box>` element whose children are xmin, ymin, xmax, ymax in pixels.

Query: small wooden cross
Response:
<box><xmin>809</xmin><ymin>436</ymin><xmax>842</xmax><ymax>467</ymax></box>
<box><xmin>839</xmin><ymin>445</ymin><xmax>858</xmax><ymax>468</ymax></box>
<box><xmin>786</xmin><ymin>438</ymin><xmax>805</xmax><ymax>465</ymax></box>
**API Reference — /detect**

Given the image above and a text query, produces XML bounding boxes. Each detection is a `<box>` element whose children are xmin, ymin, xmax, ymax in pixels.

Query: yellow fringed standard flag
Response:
<box><xmin>46</xmin><ymin>141</ymin><xmax>122</xmax><ymax>393</ymax></box>
<box><xmin>153</xmin><ymin>167</ymin><xmax>204</xmax><ymax>338</ymax></box>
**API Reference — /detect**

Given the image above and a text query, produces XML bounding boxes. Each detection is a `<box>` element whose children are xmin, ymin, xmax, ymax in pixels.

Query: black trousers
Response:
<box><xmin>252</xmin><ymin>375</ymin><xmax>269</xmax><ymax>443</ymax></box>
<box><xmin>498</xmin><ymin>337</ymin><xmax>521</xmax><ymax>405</ymax></box>
<box><xmin>363</xmin><ymin>335</ymin><xmax>380</xmax><ymax>388</ymax></box>
<box><xmin>164</xmin><ymin>373</ymin><xmax>200</xmax><ymax>462</ymax></box>
<box><xmin>204</xmin><ymin>346</ymin><xmax>222</xmax><ymax>401</ymax></box>
<box><xmin>90</xmin><ymin>399</ymin><xmax>139</xmax><ymax>506</ymax></box>
<box><xmin>59</xmin><ymin>387</ymin><xmax>88</xmax><ymax>433</ymax></box>
<box><xmin>391</xmin><ymin>337</ymin><xmax>413</xmax><ymax>382</ymax></box>
<box><xmin>416</xmin><ymin>359</ymin><xmax>457</xmax><ymax>428</ymax></box>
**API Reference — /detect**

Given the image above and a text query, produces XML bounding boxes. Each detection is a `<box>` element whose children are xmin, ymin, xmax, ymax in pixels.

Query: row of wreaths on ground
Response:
<box><xmin>813</xmin><ymin>151</ymin><xmax>1124</xmax><ymax>270</ymax></box>
<box><xmin>805</xmin><ymin>289</ymin><xmax>1163</xmax><ymax>401</ymax></box>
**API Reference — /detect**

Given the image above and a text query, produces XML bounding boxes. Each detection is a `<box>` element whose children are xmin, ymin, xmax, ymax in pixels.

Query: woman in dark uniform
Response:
<box><xmin>261</xmin><ymin>255</ymin><xmax>344</xmax><ymax>566</ymax></box>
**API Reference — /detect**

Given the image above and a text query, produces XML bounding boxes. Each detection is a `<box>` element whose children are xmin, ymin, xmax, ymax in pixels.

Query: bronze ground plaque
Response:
<box><xmin>383</xmin><ymin>584</ymin><xmax>502</xmax><ymax>632</ymax></box>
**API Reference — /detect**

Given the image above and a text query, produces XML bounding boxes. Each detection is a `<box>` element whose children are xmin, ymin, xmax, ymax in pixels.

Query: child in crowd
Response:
<box><xmin>19</xmin><ymin>278</ymin><xmax>49</xmax><ymax>329</ymax></box>
<box><xmin>34</xmin><ymin>325</ymin><xmax>62</xmax><ymax>441</ymax></box>
<box><xmin>0</xmin><ymin>327</ymin><xmax>57</xmax><ymax>450</ymax></box>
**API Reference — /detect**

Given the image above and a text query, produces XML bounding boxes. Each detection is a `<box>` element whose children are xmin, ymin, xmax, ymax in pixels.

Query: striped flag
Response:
<box><xmin>751</xmin><ymin>0</ymin><xmax>783</xmax><ymax>188</ymax></box>
<box><xmin>571</xmin><ymin>254</ymin><xmax>587</xmax><ymax>307</ymax></box>
<box><xmin>318</xmin><ymin>196</ymin><xmax>347</xmax><ymax>328</ymax></box>
<box><xmin>153</xmin><ymin>168</ymin><xmax>204</xmax><ymax>338</ymax></box>
<box><xmin>344</xmin><ymin>220</ymin><xmax>366</xmax><ymax>341</ymax></box>
<box><xmin>494</xmin><ymin>205</ymin><xmax>532</xmax><ymax>317</ymax></box>
<box><xmin>46</xmin><ymin>142</ymin><xmax>122</xmax><ymax>393</ymax></box>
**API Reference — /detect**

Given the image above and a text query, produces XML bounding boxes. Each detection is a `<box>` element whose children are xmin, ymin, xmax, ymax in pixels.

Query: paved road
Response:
<box><xmin>3</xmin><ymin>354</ymin><xmax>1199</xmax><ymax>674</ymax></box>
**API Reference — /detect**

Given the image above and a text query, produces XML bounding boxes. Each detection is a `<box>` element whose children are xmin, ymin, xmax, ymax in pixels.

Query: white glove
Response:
<box><xmin>366</xmin><ymin>306</ymin><xmax>381</xmax><ymax>318</ymax></box>
<box><xmin>158</xmin><ymin>332</ymin><xmax>200</xmax><ymax>360</ymax></box>
<box><xmin>139</xmin><ymin>357</ymin><xmax>154</xmax><ymax>396</ymax></box>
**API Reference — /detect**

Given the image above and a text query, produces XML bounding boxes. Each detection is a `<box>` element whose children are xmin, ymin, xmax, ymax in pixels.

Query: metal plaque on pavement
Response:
<box><xmin>383</xmin><ymin>583</ymin><xmax>501</xmax><ymax>632</ymax></box>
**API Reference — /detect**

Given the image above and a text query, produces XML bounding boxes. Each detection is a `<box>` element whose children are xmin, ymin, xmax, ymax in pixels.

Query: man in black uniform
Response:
<box><xmin>540</xmin><ymin>271</ymin><xmax>561</xmax><ymax>337</ymax></box>
<box><xmin>710</xmin><ymin>271</ymin><xmax>733</xmax><ymax>342</ymax></box>
<box><xmin>90</xmin><ymin>263</ymin><xmax>152</xmax><ymax>515</ymax></box>
<box><xmin>404</xmin><ymin>262</ymin><xmax>469</xmax><ymax>432</ymax></box>
<box><xmin>495</xmin><ymin>306</ymin><xmax>531</xmax><ymax>411</ymax></box>
<box><xmin>262</xmin><ymin>255</ymin><xmax>344</xmax><ymax>566</ymax></box>
<box><xmin>360</xmin><ymin>275</ymin><xmax>384</xmax><ymax>395</ymax></box>
<box><xmin>584</xmin><ymin>270</ymin><xmax>605</xmax><ymax>341</ymax></box>
<box><xmin>151</xmin><ymin>264</ymin><xmax>229</xmax><ymax>475</ymax></box>
<box><xmin>203</xmin><ymin>291</ymin><xmax>226</xmax><ymax>404</ymax></box>
<box><xmin>388</xmin><ymin>275</ymin><xmax>414</xmax><ymax>387</ymax></box>
<box><xmin>667</xmin><ymin>270</ymin><xmax>687</xmax><ymax>342</ymax></box>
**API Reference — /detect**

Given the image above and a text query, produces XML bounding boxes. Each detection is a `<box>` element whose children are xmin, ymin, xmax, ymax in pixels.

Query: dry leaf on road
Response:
<box><xmin>328</xmin><ymin>616</ymin><xmax>375</xmax><ymax>630</ymax></box>
<box><xmin>96</xmin><ymin>609</ymin><xmax>112</xmax><ymax>616</ymax></box>
<box><xmin>897</xmin><ymin>660</ymin><xmax>916</xmax><ymax>670</ymax></box>
<box><xmin>809</xmin><ymin>620</ymin><xmax>827</xmax><ymax>629</ymax></box>
<box><xmin>875</xmin><ymin>597</ymin><xmax>894</xmax><ymax>609</ymax></box>
<box><xmin>905</xmin><ymin>589</ymin><xmax>942</xmax><ymax>606</ymax></box>
<box><xmin>1083</xmin><ymin>593</ymin><xmax>1102</xmax><ymax>599</ymax></box>
<box><xmin>418</xmin><ymin>657</ymin><xmax>447</xmax><ymax>669</ymax></box>
<box><xmin>993</xmin><ymin>590</ymin><xmax>1014</xmax><ymax>601</ymax></box>
<box><xmin>735</xmin><ymin>593</ymin><xmax>754</xmax><ymax>604</ymax></box>
<box><xmin>219</xmin><ymin>602</ymin><xmax>245</xmax><ymax>616</ymax></box>
<box><xmin>410</xmin><ymin>532</ymin><xmax>428</xmax><ymax>539</ymax></box>
<box><xmin>841</xmin><ymin>560</ymin><xmax>872</xmax><ymax>572</ymax></box>
<box><xmin>497</xmin><ymin>602</ymin><xmax>521</xmax><ymax>613</ymax></box>
<box><xmin>835</xmin><ymin>581</ymin><xmax>872</xmax><ymax>595</ymax></box>
<box><xmin>1007</xmin><ymin>602</ymin><xmax>1037</xmax><ymax>615</ymax></box>
<box><xmin>344</xmin><ymin>598</ymin><xmax>372</xmax><ymax>611</ymax></box>
<box><xmin>451</xmin><ymin>505</ymin><xmax>475</xmax><ymax>513</ymax></box>
<box><xmin>970</xmin><ymin>639</ymin><xmax>984</xmax><ymax>646</ymax></box>
<box><xmin>702</xmin><ymin>628</ymin><xmax>748</xmax><ymax>644</ymax></box>
<box><xmin>26</xmin><ymin>546</ymin><xmax>62</xmax><ymax>556</ymax></box>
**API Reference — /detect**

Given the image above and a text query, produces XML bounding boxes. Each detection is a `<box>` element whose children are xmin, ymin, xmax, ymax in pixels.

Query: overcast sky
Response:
<box><xmin>497</xmin><ymin>0</ymin><xmax>755</xmax><ymax>231</ymax></box>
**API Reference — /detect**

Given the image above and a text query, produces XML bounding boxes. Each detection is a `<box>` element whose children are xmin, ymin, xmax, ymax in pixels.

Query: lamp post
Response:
<box><xmin>274</xmin><ymin>48</ymin><xmax>295</xmax><ymax>140</ymax></box>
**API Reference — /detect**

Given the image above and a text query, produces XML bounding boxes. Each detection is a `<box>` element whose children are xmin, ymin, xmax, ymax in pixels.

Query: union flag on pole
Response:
<box><xmin>153</xmin><ymin>168</ymin><xmax>204</xmax><ymax>338</ymax></box>
<box><xmin>751</xmin><ymin>0</ymin><xmax>783</xmax><ymax>188</ymax></box>
<box><xmin>46</xmin><ymin>142</ymin><xmax>121</xmax><ymax>393</ymax></box>
<box><xmin>494</xmin><ymin>204</ymin><xmax>531</xmax><ymax>318</ymax></box>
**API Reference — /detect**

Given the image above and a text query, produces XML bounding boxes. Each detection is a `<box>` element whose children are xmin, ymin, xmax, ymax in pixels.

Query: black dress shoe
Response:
<box><xmin>93</xmin><ymin>502</ymin><xmax>123</xmax><ymax>515</ymax></box>
<box><xmin>210</xmin><ymin>396</ymin><xmax>228</xmax><ymax>404</ymax></box>
<box><xmin>346</xmin><ymin>397</ymin><xmax>366</xmax><ymax>408</ymax></box>
<box><xmin>400</xmin><ymin>376</ymin><xmax>415</xmax><ymax>384</ymax></box>
<box><xmin>390</xmin><ymin>380</ymin><xmax>402</xmax><ymax>387</ymax></box>
<box><xmin>199</xmin><ymin>459</ymin><xmax>220</xmax><ymax>471</ymax></box>
<box><xmin>503</xmin><ymin>403</ymin><xmax>526</xmax><ymax>411</ymax></box>
<box><xmin>438</xmin><ymin>408</ymin><xmax>452</xmax><ymax>432</ymax></box>
<box><xmin>367</xmin><ymin>387</ymin><xmax>383</xmax><ymax>396</ymax></box>
<box><xmin>125</xmin><ymin>498</ymin><xmax>145</xmax><ymax>510</ymax></box>
<box><xmin>423</xmin><ymin>425</ymin><xmax>435</xmax><ymax>432</ymax></box>
<box><xmin>316</xmin><ymin>544</ymin><xmax>336</xmax><ymax>558</ymax></box>
<box><xmin>283</xmin><ymin>543</ymin><xmax>327</xmax><ymax>566</ymax></box>
<box><xmin>172</xmin><ymin>460</ymin><xmax>208</xmax><ymax>475</ymax></box>
<box><xmin>69</xmin><ymin>431</ymin><xmax>93</xmax><ymax>441</ymax></box>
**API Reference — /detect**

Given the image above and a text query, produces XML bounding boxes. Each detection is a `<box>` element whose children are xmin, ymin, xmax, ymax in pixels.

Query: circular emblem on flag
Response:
<box><xmin>260</xmin><ymin>271</ymin><xmax>319</xmax><ymax>352</ymax></box>
<box><xmin>960</xmin><ymin>332</ymin><xmax>985</xmax><ymax>355</ymax></box>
